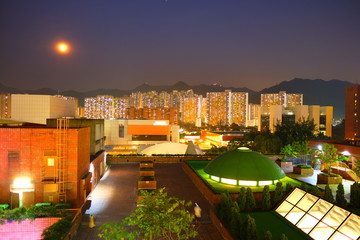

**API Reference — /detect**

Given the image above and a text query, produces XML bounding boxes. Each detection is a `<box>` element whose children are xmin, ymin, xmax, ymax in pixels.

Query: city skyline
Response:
<box><xmin>1</xmin><ymin>0</ymin><xmax>359</xmax><ymax>92</ymax></box>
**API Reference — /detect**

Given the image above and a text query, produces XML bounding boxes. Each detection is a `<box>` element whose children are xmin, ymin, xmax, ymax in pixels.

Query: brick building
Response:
<box><xmin>0</xmin><ymin>126</ymin><xmax>93</xmax><ymax>208</ymax></box>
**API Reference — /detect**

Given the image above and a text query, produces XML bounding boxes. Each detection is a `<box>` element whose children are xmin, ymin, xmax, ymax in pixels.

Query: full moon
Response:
<box><xmin>55</xmin><ymin>42</ymin><xmax>70</xmax><ymax>54</ymax></box>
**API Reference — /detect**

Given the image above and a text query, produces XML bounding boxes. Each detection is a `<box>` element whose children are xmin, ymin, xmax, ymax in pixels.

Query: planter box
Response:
<box><xmin>317</xmin><ymin>174</ymin><xmax>342</xmax><ymax>184</ymax></box>
<box><xmin>276</xmin><ymin>161</ymin><xmax>293</xmax><ymax>173</ymax></box>
<box><xmin>140</xmin><ymin>168</ymin><xmax>155</xmax><ymax>176</ymax></box>
<box><xmin>293</xmin><ymin>166</ymin><xmax>314</xmax><ymax>176</ymax></box>
<box><xmin>138</xmin><ymin>176</ymin><xmax>157</xmax><ymax>189</ymax></box>
<box><xmin>140</xmin><ymin>161</ymin><xmax>153</xmax><ymax>168</ymax></box>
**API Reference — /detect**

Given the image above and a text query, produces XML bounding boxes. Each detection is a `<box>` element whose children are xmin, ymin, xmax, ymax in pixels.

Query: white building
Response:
<box><xmin>0</xmin><ymin>94</ymin><xmax>78</xmax><ymax>124</ymax></box>
<box><xmin>104</xmin><ymin>119</ymin><xmax>179</xmax><ymax>145</ymax></box>
<box><xmin>260</xmin><ymin>105</ymin><xmax>333</xmax><ymax>137</ymax></box>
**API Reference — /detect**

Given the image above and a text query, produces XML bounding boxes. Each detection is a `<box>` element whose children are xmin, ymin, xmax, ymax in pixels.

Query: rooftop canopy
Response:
<box><xmin>137</xmin><ymin>142</ymin><xmax>203</xmax><ymax>156</ymax></box>
<box><xmin>204</xmin><ymin>147</ymin><xmax>285</xmax><ymax>186</ymax></box>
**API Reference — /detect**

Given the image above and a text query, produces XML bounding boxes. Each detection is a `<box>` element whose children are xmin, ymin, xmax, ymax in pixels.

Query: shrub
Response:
<box><xmin>264</xmin><ymin>230</ymin><xmax>272</xmax><ymax>240</ymax></box>
<box><xmin>273</xmin><ymin>182</ymin><xmax>284</xmax><ymax>206</ymax></box>
<box><xmin>261</xmin><ymin>185</ymin><xmax>271</xmax><ymax>211</ymax></box>
<box><xmin>336</xmin><ymin>183</ymin><xmax>347</xmax><ymax>208</ymax></box>
<box><xmin>236</xmin><ymin>187</ymin><xmax>246</xmax><ymax>211</ymax></box>
<box><xmin>310</xmin><ymin>186</ymin><xmax>321</xmax><ymax>197</ymax></box>
<box><xmin>42</xmin><ymin>216</ymin><xmax>72</xmax><ymax>240</ymax></box>
<box><xmin>323</xmin><ymin>184</ymin><xmax>334</xmax><ymax>203</ymax></box>
<box><xmin>229</xmin><ymin>203</ymin><xmax>241</xmax><ymax>239</ymax></box>
<box><xmin>285</xmin><ymin>183</ymin><xmax>293</xmax><ymax>194</ymax></box>
<box><xmin>280</xmin><ymin>233</ymin><xmax>288</xmax><ymax>240</ymax></box>
<box><xmin>350</xmin><ymin>182</ymin><xmax>360</xmax><ymax>208</ymax></box>
<box><xmin>242</xmin><ymin>215</ymin><xmax>257</xmax><ymax>240</ymax></box>
<box><xmin>245</xmin><ymin>187</ymin><xmax>256</xmax><ymax>211</ymax></box>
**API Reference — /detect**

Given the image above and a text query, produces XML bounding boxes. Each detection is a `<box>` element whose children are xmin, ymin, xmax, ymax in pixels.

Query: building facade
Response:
<box><xmin>0</xmin><ymin>126</ymin><xmax>92</xmax><ymax>208</ymax></box>
<box><xmin>345</xmin><ymin>85</ymin><xmax>360</xmax><ymax>140</ymax></box>
<box><xmin>207</xmin><ymin>90</ymin><xmax>248</xmax><ymax>126</ymax></box>
<box><xmin>104</xmin><ymin>119</ymin><xmax>179</xmax><ymax>145</ymax></box>
<box><xmin>260</xmin><ymin>105</ymin><xmax>333</xmax><ymax>137</ymax></box>
<box><xmin>0</xmin><ymin>94</ymin><xmax>78</xmax><ymax>124</ymax></box>
<box><xmin>261</xmin><ymin>91</ymin><xmax>303</xmax><ymax>115</ymax></box>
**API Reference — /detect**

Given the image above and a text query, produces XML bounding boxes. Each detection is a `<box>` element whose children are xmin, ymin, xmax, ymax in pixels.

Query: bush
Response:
<box><xmin>336</xmin><ymin>183</ymin><xmax>347</xmax><ymax>208</ymax></box>
<box><xmin>264</xmin><ymin>230</ymin><xmax>272</xmax><ymax>240</ymax></box>
<box><xmin>261</xmin><ymin>185</ymin><xmax>271</xmax><ymax>211</ymax></box>
<box><xmin>41</xmin><ymin>216</ymin><xmax>72</xmax><ymax>240</ymax></box>
<box><xmin>242</xmin><ymin>215</ymin><xmax>257</xmax><ymax>240</ymax></box>
<box><xmin>237</xmin><ymin>187</ymin><xmax>246</xmax><ymax>211</ymax></box>
<box><xmin>323</xmin><ymin>184</ymin><xmax>334</xmax><ymax>203</ymax></box>
<box><xmin>245</xmin><ymin>187</ymin><xmax>256</xmax><ymax>211</ymax></box>
<box><xmin>350</xmin><ymin>182</ymin><xmax>360</xmax><ymax>208</ymax></box>
<box><xmin>273</xmin><ymin>182</ymin><xmax>283</xmax><ymax>206</ymax></box>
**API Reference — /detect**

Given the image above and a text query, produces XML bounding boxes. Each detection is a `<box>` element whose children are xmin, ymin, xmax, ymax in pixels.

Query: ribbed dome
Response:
<box><xmin>204</xmin><ymin>147</ymin><xmax>285</xmax><ymax>181</ymax></box>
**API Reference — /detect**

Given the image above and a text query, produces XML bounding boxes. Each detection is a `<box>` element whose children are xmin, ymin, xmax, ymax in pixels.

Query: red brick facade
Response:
<box><xmin>0</xmin><ymin>127</ymin><xmax>91</xmax><ymax>208</ymax></box>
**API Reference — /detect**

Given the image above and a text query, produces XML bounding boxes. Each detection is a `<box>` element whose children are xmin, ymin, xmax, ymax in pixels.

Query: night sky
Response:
<box><xmin>0</xmin><ymin>0</ymin><xmax>359</xmax><ymax>92</ymax></box>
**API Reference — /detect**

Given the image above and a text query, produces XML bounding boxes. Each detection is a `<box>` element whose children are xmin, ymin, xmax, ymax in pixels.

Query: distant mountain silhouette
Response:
<box><xmin>0</xmin><ymin>78</ymin><xmax>355</xmax><ymax>119</ymax></box>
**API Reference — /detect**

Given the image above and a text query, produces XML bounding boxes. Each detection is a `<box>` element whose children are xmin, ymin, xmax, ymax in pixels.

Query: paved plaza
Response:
<box><xmin>74</xmin><ymin>163</ymin><xmax>223</xmax><ymax>240</ymax></box>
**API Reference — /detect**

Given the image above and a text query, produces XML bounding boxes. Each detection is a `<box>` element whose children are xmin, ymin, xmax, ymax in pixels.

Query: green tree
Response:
<box><xmin>261</xmin><ymin>185</ymin><xmax>272</xmax><ymax>211</ymax></box>
<box><xmin>285</xmin><ymin>183</ymin><xmax>293</xmax><ymax>194</ymax></box>
<box><xmin>323</xmin><ymin>184</ymin><xmax>334</xmax><ymax>203</ymax></box>
<box><xmin>350</xmin><ymin>182</ymin><xmax>360</xmax><ymax>208</ymax></box>
<box><xmin>245</xmin><ymin>187</ymin><xmax>257</xmax><ymax>211</ymax></box>
<box><xmin>98</xmin><ymin>188</ymin><xmax>198</xmax><ymax>240</ymax></box>
<box><xmin>273</xmin><ymin>182</ymin><xmax>284</xmax><ymax>206</ymax></box>
<box><xmin>274</xmin><ymin>118</ymin><xmax>316</xmax><ymax>146</ymax></box>
<box><xmin>335</xmin><ymin>183</ymin><xmax>347</xmax><ymax>208</ymax></box>
<box><xmin>253</xmin><ymin>130</ymin><xmax>282</xmax><ymax>154</ymax></box>
<box><xmin>310</xmin><ymin>186</ymin><xmax>321</xmax><ymax>197</ymax></box>
<box><xmin>279</xmin><ymin>233</ymin><xmax>288</xmax><ymax>240</ymax></box>
<box><xmin>243</xmin><ymin>215</ymin><xmax>258</xmax><ymax>240</ymax></box>
<box><xmin>229</xmin><ymin>202</ymin><xmax>241</xmax><ymax>239</ymax></box>
<box><xmin>314</xmin><ymin>143</ymin><xmax>348</xmax><ymax>175</ymax></box>
<box><xmin>264</xmin><ymin>231</ymin><xmax>272</xmax><ymax>240</ymax></box>
<box><xmin>216</xmin><ymin>191</ymin><xmax>233</xmax><ymax>224</ymax></box>
<box><xmin>237</xmin><ymin>187</ymin><xmax>247</xmax><ymax>211</ymax></box>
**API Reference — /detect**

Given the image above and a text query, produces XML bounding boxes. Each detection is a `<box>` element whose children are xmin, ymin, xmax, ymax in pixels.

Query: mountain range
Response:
<box><xmin>0</xmin><ymin>78</ymin><xmax>356</xmax><ymax>120</ymax></box>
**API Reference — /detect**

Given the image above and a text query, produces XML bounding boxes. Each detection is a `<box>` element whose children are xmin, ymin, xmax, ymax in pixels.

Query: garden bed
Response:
<box><xmin>139</xmin><ymin>167</ymin><xmax>155</xmax><ymax>176</ymax></box>
<box><xmin>138</xmin><ymin>176</ymin><xmax>157</xmax><ymax>189</ymax></box>
<box><xmin>317</xmin><ymin>173</ymin><xmax>342</xmax><ymax>184</ymax></box>
<box><xmin>293</xmin><ymin>165</ymin><xmax>314</xmax><ymax>176</ymax></box>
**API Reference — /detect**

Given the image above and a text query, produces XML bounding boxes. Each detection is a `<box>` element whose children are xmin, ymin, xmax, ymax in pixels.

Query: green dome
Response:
<box><xmin>204</xmin><ymin>147</ymin><xmax>285</xmax><ymax>181</ymax></box>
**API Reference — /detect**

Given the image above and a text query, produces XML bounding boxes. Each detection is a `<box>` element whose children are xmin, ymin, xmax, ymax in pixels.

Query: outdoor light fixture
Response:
<box><xmin>341</xmin><ymin>151</ymin><xmax>351</xmax><ymax>156</ymax></box>
<box><xmin>11</xmin><ymin>178</ymin><xmax>34</xmax><ymax>207</ymax></box>
<box><xmin>317</xmin><ymin>145</ymin><xmax>323</xmax><ymax>151</ymax></box>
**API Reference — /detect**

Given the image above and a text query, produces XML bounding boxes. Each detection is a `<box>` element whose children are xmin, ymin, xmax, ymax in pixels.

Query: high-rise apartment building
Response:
<box><xmin>345</xmin><ymin>85</ymin><xmax>360</xmax><ymax>140</ymax></box>
<box><xmin>207</xmin><ymin>90</ymin><xmax>248</xmax><ymax>126</ymax></box>
<box><xmin>261</xmin><ymin>91</ymin><xmax>303</xmax><ymax>115</ymax></box>
<box><xmin>247</xmin><ymin>104</ymin><xmax>261</xmax><ymax>127</ymax></box>
<box><xmin>260</xmin><ymin>105</ymin><xmax>333</xmax><ymax>137</ymax></box>
<box><xmin>0</xmin><ymin>94</ymin><xmax>78</xmax><ymax>124</ymax></box>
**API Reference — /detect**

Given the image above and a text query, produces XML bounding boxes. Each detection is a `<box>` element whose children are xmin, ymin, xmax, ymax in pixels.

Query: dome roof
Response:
<box><xmin>138</xmin><ymin>142</ymin><xmax>203</xmax><ymax>156</ymax></box>
<box><xmin>204</xmin><ymin>147</ymin><xmax>285</xmax><ymax>181</ymax></box>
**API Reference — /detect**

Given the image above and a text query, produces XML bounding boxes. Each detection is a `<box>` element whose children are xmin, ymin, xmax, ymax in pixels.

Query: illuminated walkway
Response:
<box><xmin>75</xmin><ymin>164</ymin><xmax>138</xmax><ymax>239</ymax></box>
<box><xmin>75</xmin><ymin>163</ymin><xmax>223</xmax><ymax>240</ymax></box>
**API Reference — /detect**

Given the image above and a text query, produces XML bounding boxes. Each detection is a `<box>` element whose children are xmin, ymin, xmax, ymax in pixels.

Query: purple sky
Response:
<box><xmin>0</xmin><ymin>0</ymin><xmax>359</xmax><ymax>92</ymax></box>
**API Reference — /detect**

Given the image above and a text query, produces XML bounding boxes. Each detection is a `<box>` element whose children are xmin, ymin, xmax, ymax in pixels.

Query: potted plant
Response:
<box><xmin>278</xmin><ymin>144</ymin><xmax>294</xmax><ymax>173</ymax></box>
<box><xmin>315</xmin><ymin>143</ymin><xmax>348</xmax><ymax>184</ymax></box>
